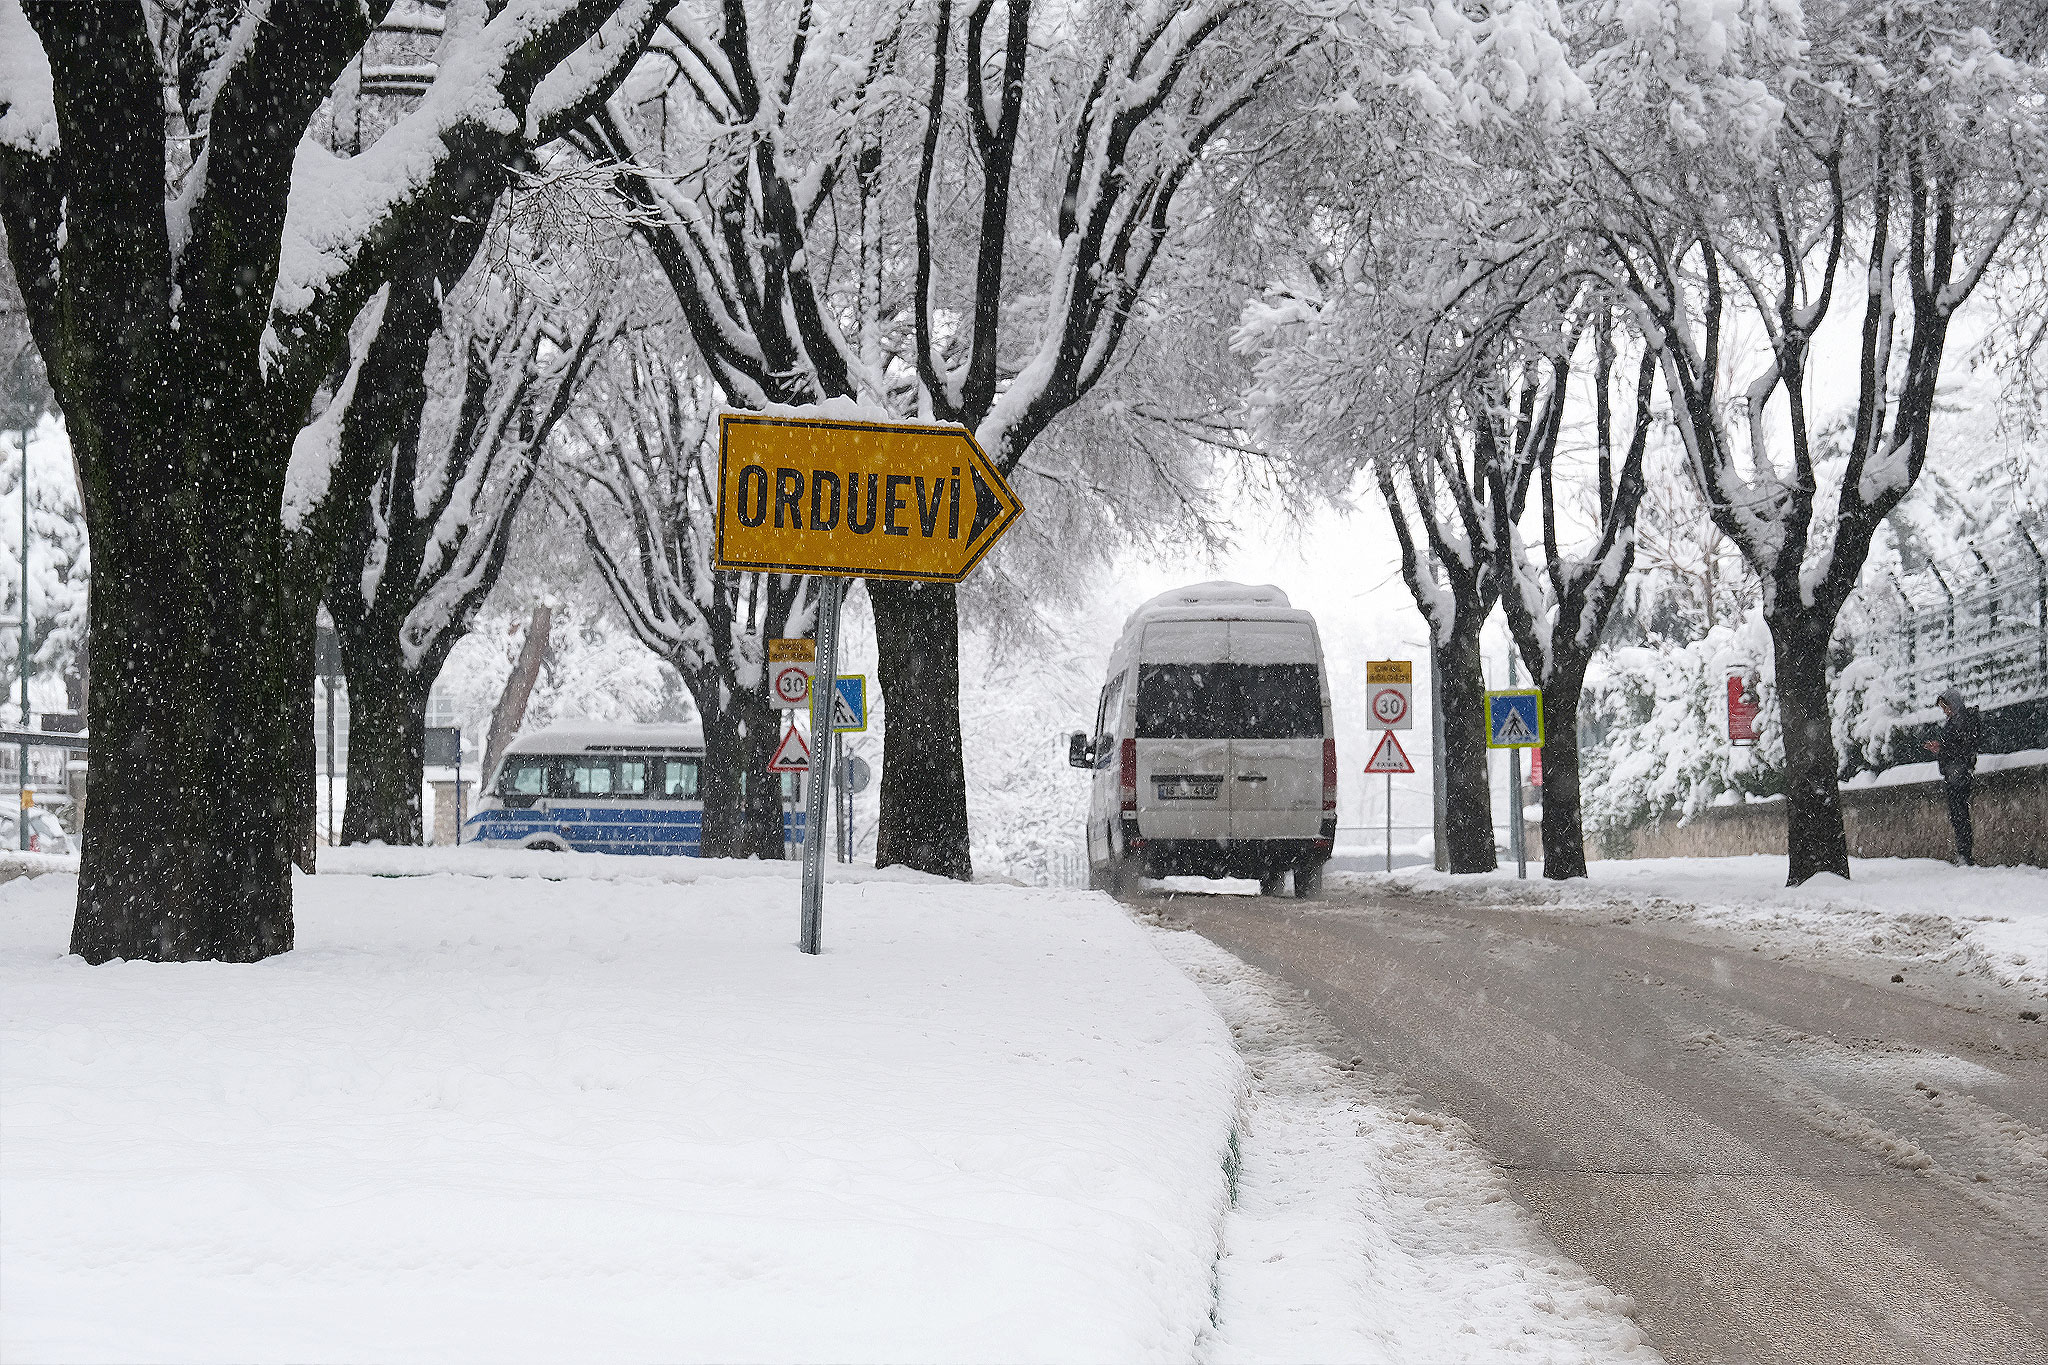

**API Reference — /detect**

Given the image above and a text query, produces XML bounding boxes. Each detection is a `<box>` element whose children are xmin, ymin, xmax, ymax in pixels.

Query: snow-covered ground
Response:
<box><xmin>2</xmin><ymin>850</ymin><xmax>1666</xmax><ymax>1363</ymax></box>
<box><xmin>1152</xmin><ymin>929</ymin><xmax>1657</xmax><ymax>1364</ymax></box>
<box><xmin>2</xmin><ymin>857</ymin><xmax>1242</xmax><ymax>1363</ymax></box>
<box><xmin>1350</xmin><ymin>857</ymin><xmax>2048</xmax><ymax>998</ymax></box>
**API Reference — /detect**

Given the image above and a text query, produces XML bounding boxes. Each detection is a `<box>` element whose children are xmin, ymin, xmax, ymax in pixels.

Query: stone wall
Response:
<box><xmin>1593</xmin><ymin>763</ymin><xmax>2046</xmax><ymax>868</ymax></box>
<box><xmin>429</xmin><ymin>779</ymin><xmax>475</xmax><ymax>846</ymax></box>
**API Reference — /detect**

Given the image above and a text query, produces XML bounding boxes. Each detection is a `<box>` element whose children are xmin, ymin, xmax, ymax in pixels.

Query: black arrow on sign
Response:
<box><xmin>969</xmin><ymin>461</ymin><xmax>1004</xmax><ymax>545</ymax></box>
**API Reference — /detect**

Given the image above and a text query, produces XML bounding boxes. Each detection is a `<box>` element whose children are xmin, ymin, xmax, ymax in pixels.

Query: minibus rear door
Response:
<box><xmin>1226</xmin><ymin>621</ymin><xmax>1324</xmax><ymax>840</ymax></box>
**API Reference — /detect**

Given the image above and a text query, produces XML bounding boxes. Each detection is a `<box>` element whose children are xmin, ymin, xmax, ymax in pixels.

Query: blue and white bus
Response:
<box><xmin>463</xmin><ymin>723</ymin><xmax>802</xmax><ymax>855</ymax></box>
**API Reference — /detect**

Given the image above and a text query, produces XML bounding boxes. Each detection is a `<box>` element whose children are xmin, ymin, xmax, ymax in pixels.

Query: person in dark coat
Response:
<box><xmin>1924</xmin><ymin>686</ymin><xmax>1981</xmax><ymax>866</ymax></box>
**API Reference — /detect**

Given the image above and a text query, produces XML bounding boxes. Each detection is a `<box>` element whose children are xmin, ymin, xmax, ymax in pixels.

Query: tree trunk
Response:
<box><xmin>1771</xmin><ymin>614</ymin><xmax>1850</xmax><ymax>885</ymax></box>
<box><xmin>336</xmin><ymin>642</ymin><xmax>428</xmax><ymax>845</ymax></box>
<box><xmin>867</xmin><ymin>577</ymin><xmax>971</xmax><ymax>880</ymax></box>
<box><xmin>1537</xmin><ymin>663</ymin><xmax>1589</xmax><ymax>880</ymax></box>
<box><xmin>1437</xmin><ymin>626</ymin><xmax>1498</xmax><ymax>875</ymax></box>
<box><xmin>71</xmin><ymin>462</ymin><xmax>301</xmax><ymax>963</ymax></box>
<box><xmin>696</xmin><ymin>682</ymin><xmax>787</xmax><ymax>860</ymax></box>
<box><xmin>483</xmin><ymin>605</ymin><xmax>552</xmax><ymax>783</ymax></box>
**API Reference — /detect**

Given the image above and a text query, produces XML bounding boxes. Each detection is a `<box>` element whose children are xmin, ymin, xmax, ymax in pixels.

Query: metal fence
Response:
<box><xmin>1868</xmin><ymin>530</ymin><xmax>2048</xmax><ymax>714</ymax></box>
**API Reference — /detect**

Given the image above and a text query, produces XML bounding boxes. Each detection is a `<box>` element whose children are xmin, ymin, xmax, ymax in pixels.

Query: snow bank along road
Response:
<box><xmin>1167</xmin><ymin>873</ymin><xmax>2048</xmax><ymax>1365</ymax></box>
<box><xmin>3</xmin><ymin>857</ymin><xmax>1246</xmax><ymax>1363</ymax></box>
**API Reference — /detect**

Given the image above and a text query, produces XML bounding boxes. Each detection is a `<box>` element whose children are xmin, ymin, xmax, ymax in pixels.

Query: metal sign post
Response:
<box><xmin>1507</xmin><ymin>653</ymin><xmax>1525</xmax><ymax>880</ymax></box>
<box><xmin>1363</xmin><ymin>730</ymin><xmax>1414</xmax><ymax>874</ymax></box>
<box><xmin>1485</xmin><ymin>671</ymin><xmax>1543</xmax><ymax>881</ymax></box>
<box><xmin>1365</xmin><ymin>662</ymin><xmax>1413</xmax><ymax>876</ymax></box>
<box><xmin>800</xmin><ymin>577</ymin><xmax>842</xmax><ymax>955</ymax></box>
<box><xmin>713</xmin><ymin>412</ymin><xmax>1023</xmax><ymax>955</ymax></box>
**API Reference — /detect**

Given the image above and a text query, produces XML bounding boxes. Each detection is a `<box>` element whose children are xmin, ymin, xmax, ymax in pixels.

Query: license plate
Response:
<box><xmin>1155</xmin><ymin>777</ymin><xmax>1221</xmax><ymax>800</ymax></box>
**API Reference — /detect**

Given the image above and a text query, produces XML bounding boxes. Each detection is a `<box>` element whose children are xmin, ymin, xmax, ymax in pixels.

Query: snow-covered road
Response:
<box><xmin>1171</xmin><ymin>876</ymin><xmax>2048</xmax><ymax>1363</ymax></box>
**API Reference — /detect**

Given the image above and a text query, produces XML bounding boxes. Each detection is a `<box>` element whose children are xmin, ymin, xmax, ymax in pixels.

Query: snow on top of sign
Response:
<box><xmin>743</xmin><ymin>397</ymin><xmax>938</xmax><ymax>428</ymax></box>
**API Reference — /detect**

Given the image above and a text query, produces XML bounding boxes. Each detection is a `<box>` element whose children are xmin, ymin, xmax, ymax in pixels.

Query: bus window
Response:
<box><xmin>614</xmin><ymin>759</ymin><xmax>650</xmax><ymax>797</ymax></box>
<box><xmin>500</xmin><ymin>755</ymin><xmax>552</xmax><ymax>796</ymax></box>
<box><xmin>659</xmin><ymin>758</ymin><xmax>701</xmax><ymax>799</ymax></box>
<box><xmin>779</xmin><ymin>773</ymin><xmax>802</xmax><ymax>803</ymax></box>
<box><xmin>565</xmin><ymin>758</ymin><xmax>616</xmax><ymax>796</ymax></box>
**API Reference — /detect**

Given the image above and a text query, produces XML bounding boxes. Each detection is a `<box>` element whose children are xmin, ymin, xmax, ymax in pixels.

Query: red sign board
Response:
<box><xmin>1527</xmin><ymin>746</ymin><xmax>1542</xmax><ymax>786</ymax></box>
<box><xmin>1727</xmin><ymin>671</ymin><xmax>1760</xmax><ymax>746</ymax></box>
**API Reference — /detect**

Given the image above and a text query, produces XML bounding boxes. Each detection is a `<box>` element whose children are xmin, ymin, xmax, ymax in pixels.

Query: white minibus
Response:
<box><xmin>1069</xmin><ymin>583</ymin><xmax>1335</xmax><ymax>896</ymax></box>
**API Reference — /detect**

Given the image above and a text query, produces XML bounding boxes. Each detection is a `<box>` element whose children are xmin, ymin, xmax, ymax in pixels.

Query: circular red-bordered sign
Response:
<box><xmin>1370</xmin><ymin>687</ymin><xmax>1408</xmax><ymax>725</ymax></box>
<box><xmin>773</xmin><ymin>665</ymin><xmax>812</xmax><ymax>704</ymax></box>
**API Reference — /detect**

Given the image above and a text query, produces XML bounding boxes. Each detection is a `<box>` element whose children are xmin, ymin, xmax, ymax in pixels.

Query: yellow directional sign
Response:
<box><xmin>714</xmin><ymin>414</ymin><xmax>1023</xmax><ymax>583</ymax></box>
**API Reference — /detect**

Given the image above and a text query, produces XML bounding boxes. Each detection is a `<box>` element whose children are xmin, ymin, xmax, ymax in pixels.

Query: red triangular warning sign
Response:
<box><xmin>1363</xmin><ymin>731</ymin><xmax>1414</xmax><ymax>774</ymax></box>
<box><xmin>768</xmin><ymin>726</ymin><xmax>810</xmax><ymax>773</ymax></box>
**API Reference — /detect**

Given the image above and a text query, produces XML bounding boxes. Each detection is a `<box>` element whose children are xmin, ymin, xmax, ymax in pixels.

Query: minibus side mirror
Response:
<box><xmin>1067</xmin><ymin>732</ymin><xmax>1093</xmax><ymax>769</ymax></box>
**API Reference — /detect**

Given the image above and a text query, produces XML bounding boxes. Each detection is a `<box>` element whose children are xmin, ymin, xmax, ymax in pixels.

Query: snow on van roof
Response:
<box><xmin>1122</xmin><ymin>581</ymin><xmax>1301</xmax><ymax>632</ymax></box>
<box><xmin>503</xmin><ymin>722</ymin><xmax>705</xmax><ymax>754</ymax></box>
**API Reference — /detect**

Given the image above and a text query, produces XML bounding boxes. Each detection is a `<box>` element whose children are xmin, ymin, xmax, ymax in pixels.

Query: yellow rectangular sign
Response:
<box><xmin>1366</xmin><ymin>660</ymin><xmax>1413</xmax><ymax>684</ymax></box>
<box><xmin>768</xmin><ymin>639</ymin><xmax>815</xmax><ymax>663</ymax></box>
<box><xmin>714</xmin><ymin>414</ymin><xmax>1023</xmax><ymax>583</ymax></box>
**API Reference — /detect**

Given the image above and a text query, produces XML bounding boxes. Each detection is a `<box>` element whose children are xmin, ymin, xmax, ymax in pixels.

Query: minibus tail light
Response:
<box><xmin>1322</xmin><ymin>737</ymin><xmax>1338</xmax><ymax>812</ymax></box>
<box><xmin>1119</xmin><ymin>738</ymin><xmax>1138</xmax><ymax>813</ymax></box>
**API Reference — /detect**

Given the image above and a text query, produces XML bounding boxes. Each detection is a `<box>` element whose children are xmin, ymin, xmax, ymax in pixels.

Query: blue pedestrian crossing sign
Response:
<box><xmin>1485</xmin><ymin>689</ymin><xmax>1543</xmax><ymax>748</ymax></box>
<box><xmin>831</xmin><ymin>675</ymin><xmax>868</xmax><ymax>733</ymax></box>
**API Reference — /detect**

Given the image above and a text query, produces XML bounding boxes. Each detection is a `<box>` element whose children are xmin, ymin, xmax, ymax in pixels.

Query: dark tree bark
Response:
<box><xmin>868</xmin><ymin>578</ymin><xmax>970</xmax><ymax>879</ymax></box>
<box><xmin>1376</xmin><ymin>427</ymin><xmax>1531</xmax><ymax>875</ymax></box>
<box><xmin>1533</xmin><ymin>673</ymin><xmax>1590</xmax><ymax>878</ymax></box>
<box><xmin>1571</xmin><ymin>30</ymin><xmax>2024</xmax><ymax>883</ymax></box>
<box><xmin>335</xmin><ymin>645</ymin><xmax>430</xmax><ymax>845</ymax></box>
<box><xmin>1431</xmin><ymin>626</ymin><xmax>1498</xmax><ymax>875</ymax></box>
<box><xmin>1772</xmin><ymin>619</ymin><xmax>1848</xmax><ymax>884</ymax></box>
<box><xmin>550</xmin><ymin>346</ymin><xmax>810</xmax><ymax>861</ymax></box>
<box><xmin>692</xmin><ymin>680</ymin><xmax>787</xmax><ymax>860</ymax></box>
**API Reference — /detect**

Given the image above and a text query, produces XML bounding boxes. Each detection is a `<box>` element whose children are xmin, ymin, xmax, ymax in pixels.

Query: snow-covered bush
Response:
<box><xmin>1580</xmin><ymin>610</ymin><xmax>1783</xmax><ymax>839</ymax></box>
<box><xmin>960</xmin><ymin>631</ymin><xmax>1097</xmax><ymax>888</ymax></box>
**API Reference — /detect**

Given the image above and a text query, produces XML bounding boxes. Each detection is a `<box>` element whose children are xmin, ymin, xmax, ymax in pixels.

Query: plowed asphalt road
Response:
<box><xmin>1162</xmin><ymin>884</ymin><xmax>2048</xmax><ymax>1365</ymax></box>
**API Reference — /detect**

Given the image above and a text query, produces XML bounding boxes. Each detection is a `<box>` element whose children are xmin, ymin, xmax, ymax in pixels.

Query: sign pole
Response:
<box><xmin>1507</xmin><ymin>651</ymin><xmax>1526</xmax><ymax>880</ymax></box>
<box><xmin>800</xmin><ymin>576</ymin><xmax>843</xmax><ymax>954</ymax></box>
<box><xmin>1430</xmin><ymin>639</ymin><xmax>1446</xmax><ymax>872</ymax></box>
<box><xmin>1385</xmin><ymin>771</ymin><xmax>1392</xmax><ymax>874</ymax></box>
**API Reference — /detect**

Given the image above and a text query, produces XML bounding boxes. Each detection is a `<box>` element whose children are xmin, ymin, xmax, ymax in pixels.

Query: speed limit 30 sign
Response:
<box><xmin>769</xmin><ymin>638</ymin><xmax>816</xmax><ymax>709</ymax></box>
<box><xmin>1366</xmin><ymin>659</ymin><xmax>1412</xmax><ymax>730</ymax></box>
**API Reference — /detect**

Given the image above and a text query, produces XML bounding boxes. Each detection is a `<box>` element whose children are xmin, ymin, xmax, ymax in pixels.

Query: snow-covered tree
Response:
<box><xmin>1486</xmin><ymin>313</ymin><xmax>1659</xmax><ymax>879</ymax></box>
<box><xmin>317</xmin><ymin>264</ymin><xmax>612</xmax><ymax>845</ymax></box>
<box><xmin>1546</xmin><ymin>0</ymin><xmax>2048</xmax><ymax>882</ymax></box>
<box><xmin>549</xmin><ymin>336</ymin><xmax>815</xmax><ymax>858</ymax></box>
<box><xmin>0</xmin><ymin>0</ymin><xmax>670</xmax><ymax>961</ymax></box>
<box><xmin>571</xmin><ymin>0</ymin><xmax>1300</xmax><ymax>879</ymax></box>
